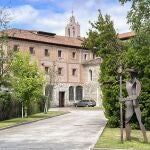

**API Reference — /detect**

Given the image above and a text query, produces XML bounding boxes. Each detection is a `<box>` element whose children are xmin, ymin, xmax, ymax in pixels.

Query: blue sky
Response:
<box><xmin>0</xmin><ymin>0</ymin><xmax>131</xmax><ymax>36</ymax></box>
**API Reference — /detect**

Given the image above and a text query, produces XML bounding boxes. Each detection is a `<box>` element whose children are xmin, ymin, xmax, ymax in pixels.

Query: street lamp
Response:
<box><xmin>117</xmin><ymin>64</ymin><xmax>123</xmax><ymax>143</ymax></box>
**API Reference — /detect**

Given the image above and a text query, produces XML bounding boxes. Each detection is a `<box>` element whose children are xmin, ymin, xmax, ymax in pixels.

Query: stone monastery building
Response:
<box><xmin>6</xmin><ymin>14</ymin><xmax>134</xmax><ymax>107</ymax></box>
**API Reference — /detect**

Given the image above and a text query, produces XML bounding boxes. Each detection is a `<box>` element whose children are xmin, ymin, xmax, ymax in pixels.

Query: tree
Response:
<box><xmin>0</xmin><ymin>7</ymin><xmax>17</xmax><ymax>120</ymax></box>
<box><xmin>11</xmin><ymin>52</ymin><xmax>45</xmax><ymax>117</ymax></box>
<box><xmin>83</xmin><ymin>10</ymin><xmax>125</xmax><ymax>127</ymax></box>
<box><xmin>119</xmin><ymin>0</ymin><xmax>150</xmax><ymax>129</ymax></box>
<box><xmin>44</xmin><ymin>64</ymin><xmax>60</xmax><ymax>113</ymax></box>
<box><xmin>0</xmin><ymin>7</ymin><xmax>12</xmax><ymax>91</ymax></box>
<box><xmin>119</xmin><ymin>0</ymin><xmax>150</xmax><ymax>32</ymax></box>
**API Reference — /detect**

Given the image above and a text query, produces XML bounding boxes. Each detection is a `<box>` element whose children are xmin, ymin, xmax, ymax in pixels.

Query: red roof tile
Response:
<box><xmin>118</xmin><ymin>32</ymin><xmax>135</xmax><ymax>40</ymax></box>
<box><xmin>2</xmin><ymin>29</ymin><xmax>135</xmax><ymax>47</ymax></box>
<box><xmin>4</xmin><ymin>28</ymin><xmax>84</xmax><ymax>48</ymax></box>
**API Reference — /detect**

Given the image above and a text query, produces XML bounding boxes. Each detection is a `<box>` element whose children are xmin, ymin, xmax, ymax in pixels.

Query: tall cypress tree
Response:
<box><xmin>83</xmin><ymin>10</ymin><xmax>125</xmax><ymax>127</ymax></box>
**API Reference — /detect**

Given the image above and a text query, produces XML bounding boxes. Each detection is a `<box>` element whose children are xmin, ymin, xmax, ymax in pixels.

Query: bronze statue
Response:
<box><xmin>120</xmin><ymin>68</ymin><xmax>148</xmax><ymax>143</ymax></box>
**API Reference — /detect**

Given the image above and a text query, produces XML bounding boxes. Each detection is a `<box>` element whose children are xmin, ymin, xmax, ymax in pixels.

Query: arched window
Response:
<box><xmin>72</xmin><ymin>27</ymin><xmax>75</xmax><ymax>36</ymax></box>
<box><xmin>68</xmin><ymin>28</ymin><xmax>70</xmax><ymax>37</ymax></box>
<box><xmin>69</xmin><ymin>86</ymin><xmax>74</xmax><ymax>101</ymax></box>
<box><xmin>76</xmin><ymin>86</ymin><xmax>83</xmax><ymax>100</ymax></box>
<box><xmin>89</xmin><ymin>70</ymin><xmax>92</xmax><ymax>81</ymax></box>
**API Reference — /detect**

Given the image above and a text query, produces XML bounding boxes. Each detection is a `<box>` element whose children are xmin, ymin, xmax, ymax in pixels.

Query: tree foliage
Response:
<box><xmin>83</xmin><ymin>10</ymin><xmax>123</xmax><ymax>58</ymax></box>
<box><xmin>0</xmin><ymin>7</ymin><xmax>12</xmax><ymax>90</ymax></box>
<box><xmin>84</xmin><ymin>5</ymin><xmax>150</xmax><ymax>129</ymax></box>
<box><xmin>119</xmin><ymin>0</ymin><xmax>150</xmax><ymax>32</ymax></box>
<box><xmin>119</xmin><ymin>0</ymin><xmax>150</xmax><ymax>129</ymax></box>
<box><xmin>11</xmin><ymin>52</ymin><xmax>45</xmax><ymax>117</ymax></box>
<box><xmin>83</xmin><ymin>10</ymin><xmax>125</xmax><ymax>127</ymax></box>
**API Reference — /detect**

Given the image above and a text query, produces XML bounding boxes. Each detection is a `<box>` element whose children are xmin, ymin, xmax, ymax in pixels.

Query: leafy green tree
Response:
<box><xmin>11</xmin><ymin>52</ymin><xmax>45</xmax><ymax>117</ymax></box>
<box><xmin>119</xmin><ymin>0</ymin><xmax>150</xmax><ymax>129</ymax></box>
<box><xmin>0</xmin><ymin>7</ymin><xmax>16</xmax><ymax>120</ymax></box>
<box><xmin>0</xmin><ymin>7</ymin><xmax>12</xmax><ymax>91</ymax></box>
<box><xmin>83</xmin><ymin>10</ymin><xmax>125</xmax><ymax>127</ymax></box>
<box><xmin>119</xmin><ymin>0</ymin><xmax>150</xmax><ymax>32</ymax></box>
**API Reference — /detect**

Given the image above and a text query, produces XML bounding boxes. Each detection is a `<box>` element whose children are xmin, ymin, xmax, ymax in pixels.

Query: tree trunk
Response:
<box><xmin>24</xmin><ymin>106</ymin><xmax>27</xmax><ymax>117</ymax></box>
<box><xmin>21</xmin><ymin>102</ymin><xmax>24</xmax><ymax>118</ymax></box>
<box><xmin>44</xmin><ymin>100</ymin><xmax>48</xmax><ymax>113</ymax></box>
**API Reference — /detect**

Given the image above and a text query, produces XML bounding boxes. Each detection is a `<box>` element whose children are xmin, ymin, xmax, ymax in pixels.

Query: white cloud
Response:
<box><xmin>11</xmin><ymin>5</ymin><xmax>39</xmax><ymax>23</ymax></box>
<box><xmin>9</xmin><ymin>0</ymin><xmax>131</xmax><ymax>37</ymax></box>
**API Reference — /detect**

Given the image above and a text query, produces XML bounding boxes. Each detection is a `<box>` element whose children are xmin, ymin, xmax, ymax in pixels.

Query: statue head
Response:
<box><xmin>125</xmin><ymin>68</ymin><xmax>138</xmax><ymax>78</ymax></box>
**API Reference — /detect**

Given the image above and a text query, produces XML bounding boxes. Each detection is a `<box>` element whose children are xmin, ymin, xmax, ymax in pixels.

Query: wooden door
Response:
<box><xmin>59</xmin><ymin>92</ymin><xmax>65</xmax><ymax>107</ymax></box>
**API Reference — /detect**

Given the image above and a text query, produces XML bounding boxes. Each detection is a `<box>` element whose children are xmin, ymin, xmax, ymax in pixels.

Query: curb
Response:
<box><xmin>92</xmin><ymin>148</ymin><xmax>133</xmax><ymax>150</ymax></box>
<box><xmin>0</xmin><ymin>112</ymin><xmax>69</xmax><ymax>131</ymax></box>
<box><xmin>90</xmin><ymin>120</ymin><xmax>107</xmax><ymax>150</ymax></box>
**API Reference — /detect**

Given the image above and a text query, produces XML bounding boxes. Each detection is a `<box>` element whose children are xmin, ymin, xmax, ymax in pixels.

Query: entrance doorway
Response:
<box><xmin>59</xmin><ymin>92</ymin><xmax>65</xmax><ymax>107</ymax></box>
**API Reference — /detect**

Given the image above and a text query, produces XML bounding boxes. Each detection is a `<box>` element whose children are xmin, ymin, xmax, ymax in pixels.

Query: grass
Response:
<box><xmin>0</xmin><ymin>111</ymin><xmax>67</xmax><ymax>129</ymax></box>
<box><xmin>95</xmin><ymin>127</ymin><xmax>150</xmax><ymax>150</ymax></box>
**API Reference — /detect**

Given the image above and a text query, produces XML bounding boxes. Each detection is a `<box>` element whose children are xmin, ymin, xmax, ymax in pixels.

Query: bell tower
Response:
<box><xmin>65</xmin><ymin>11</ymin><xmax>80</xmax><ymax>38</ymax></box>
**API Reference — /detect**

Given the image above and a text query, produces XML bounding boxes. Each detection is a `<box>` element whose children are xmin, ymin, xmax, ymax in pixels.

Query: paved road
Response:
<box><xmin>0</xmin><ymin>110</ymin><xmax>107</xmax><ymax>150</ymax></box>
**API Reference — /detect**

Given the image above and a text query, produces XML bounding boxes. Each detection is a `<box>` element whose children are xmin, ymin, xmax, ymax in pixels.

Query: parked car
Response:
<box><xmin>74</xmin><ymin>99</ymin><xmax>96</xmax><ymax>107</ymax></box>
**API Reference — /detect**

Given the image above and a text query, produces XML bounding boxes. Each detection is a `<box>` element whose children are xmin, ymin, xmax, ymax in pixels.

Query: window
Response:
<box><xmin>68</xmin><ymin>28</ymin><xmax>70</xmax><ymax>37</ymax></box>
<box><xmin>93</xmin><ymin>54</ymin><xmax>95</xmax><ymax>59</ymax></box>
<box><xmin>73</xmin><ymin>27</ymin><xmax>75</xmax><ymax>37</ymax></box>
<box><xmin>76</xmin><ymin>86</ymin><xmax>83</xmax><ymax>100</ymax></box>
<box><xmin>58</xmin><ymin>68</ymin><xmax>62</xmax><ymax>75</ymax></box>
<box><xmin>89</xmin><ymin>70</ymin><xmax>92</xmax><ymax>81</ymax></box>
<box><xmin>72</xmin><ymin>69</ymin><xmax>77</xmax><ymax>76</ymax></box>
<box><xmin>29</xmin><ymin>47</ymin><xmax>35</xmax><ymax>55</ymax></box>
<box><xmin>69</xmin><ymin>86</ymin><xmax>74</xmax><ymax>101</ymax></box>
<box><xmin>13</xmin><ymin>45</ymin><xmax>19</xmax><ymax>52</ymax></box>
<box><xmin>84</xmin><ymin>54</ymin><xmax>87</xmax><ymax>60</ymax></box>
<box><xmin>73</xmin><ymin>30</ymin><xmax>75</xmax><ymax>37</ymax></box>
<box><xmin>58</xmin><ymin>50</ymin><xmax>62</xmax><ymax>58</ymax></box>
<box><xmin>45</xmin><ymin>49</ymin><xmax>49</xmax><ymax>56</ymax></box>
<box><xmin>72</xmin><ymin>52</ymin><xmax>76</xmax><ymax>59</ymax></box>
<box><xmin>45</xmin><ymin>67</ymin><xmax>49</xmax><ymax>74</ymax></box>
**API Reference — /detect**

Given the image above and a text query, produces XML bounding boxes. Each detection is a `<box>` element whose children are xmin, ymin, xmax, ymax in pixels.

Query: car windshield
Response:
<box><xmin>82</xmin><ymin>100</ymin><xmax>90</xmax><ymax>102</ymax></box>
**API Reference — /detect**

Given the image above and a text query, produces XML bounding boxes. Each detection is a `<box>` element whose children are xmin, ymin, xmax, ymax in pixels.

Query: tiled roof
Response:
<box><xmin>3</xmin><ymin>29</ymin><xmax>134</xmax><ymax>47</ymax></box>
<box><xmin>118</xmin><ymin>32</ymin><xmax>135</xmax><ymax>40</ymax></box>
<box><xmin>4</xmin><ymin>28</ymin><xmax>85</xmax><ymax>48</ymax></box>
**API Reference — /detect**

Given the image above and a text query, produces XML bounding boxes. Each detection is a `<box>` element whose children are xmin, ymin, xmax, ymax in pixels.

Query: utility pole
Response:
<box><xmin>117</xmin><ymin>64</ymin><xmax>123</xmax><ymax>143</ymax></box>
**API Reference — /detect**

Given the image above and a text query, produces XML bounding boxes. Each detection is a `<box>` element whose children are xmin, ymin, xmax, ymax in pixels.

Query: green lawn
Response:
<box><xmin>95</xmin><ymin>128</ymin><xmax>150</xmax><ymax>150</ymax></box>
<box><xmin>0</xmin><ymin>111</ymin><xmax>67</xmax><ymax>129</ymax></box>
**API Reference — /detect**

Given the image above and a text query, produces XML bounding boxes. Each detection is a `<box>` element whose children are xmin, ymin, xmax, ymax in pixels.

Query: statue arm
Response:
<box><xmin>136</xmin><ymin>80</ymin><xmax>141</xmax><ymax>97</ymax></box>
<box><xmin>119</xmin><ymin>95</ymin><xmax>137</xmax><ymax>102</ymax></box>
<box><xmin>119</xmin><ymin>80</ymin><xmax>141</xmax><ymax>102</ymax></box>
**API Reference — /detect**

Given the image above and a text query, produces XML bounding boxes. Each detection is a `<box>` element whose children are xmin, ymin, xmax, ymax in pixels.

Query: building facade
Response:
<box><xmin>6</xmin><ymin>15</ymin><xmax>102</xmax><ymax>107</ymax></box>
<box><xmin>5</xmin><ymin>15</ymin><xmax>134</xmax><ymax>107</ymax></box>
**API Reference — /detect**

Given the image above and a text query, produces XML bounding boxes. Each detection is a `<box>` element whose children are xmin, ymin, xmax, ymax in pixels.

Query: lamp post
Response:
<box><xmin>117</xmin><ymin>64</ymin><xmax>123</xmax><ymax>143</ymax></box>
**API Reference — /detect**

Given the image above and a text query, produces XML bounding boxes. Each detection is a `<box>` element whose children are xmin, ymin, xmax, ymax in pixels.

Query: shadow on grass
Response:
<box><xmin>131</xmin><ymin>136</ymin><xmax>140</xmax><ymax>142</ymax></box>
